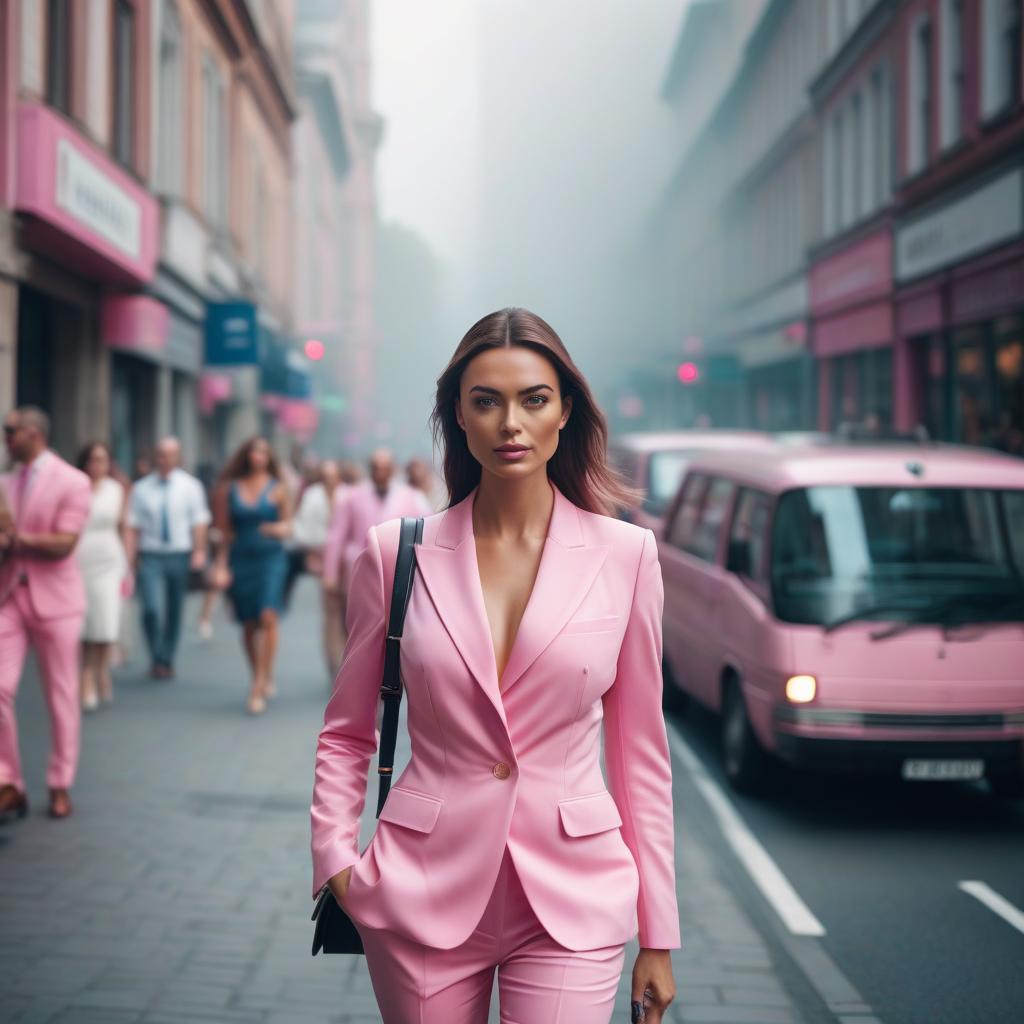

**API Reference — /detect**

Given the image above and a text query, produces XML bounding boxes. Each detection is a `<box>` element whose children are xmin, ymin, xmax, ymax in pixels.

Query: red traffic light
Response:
<box><xmin>304</xmin><ymin>339</ymin><xmax>325</xmax><ymax>361</ymax></box>
<box><xmin>677</xmin><ymin>361</ymin><xmax>699</xmax><ymax>384</ymax></box>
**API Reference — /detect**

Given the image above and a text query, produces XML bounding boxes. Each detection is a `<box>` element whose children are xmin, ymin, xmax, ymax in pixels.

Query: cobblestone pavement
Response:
<box><xmin>0</xmin><ymin>581</ymin><xmax>818</xmax><ymax>1023</ymax></box>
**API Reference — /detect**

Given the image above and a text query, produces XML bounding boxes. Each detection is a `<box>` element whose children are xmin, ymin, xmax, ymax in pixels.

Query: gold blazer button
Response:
<box><xmin>491</xmin><ymin>762</ymin><xmax>511</xmax><ymax>780</ymax></box>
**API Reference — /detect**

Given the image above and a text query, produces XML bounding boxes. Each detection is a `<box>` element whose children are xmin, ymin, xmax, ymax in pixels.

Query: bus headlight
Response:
<box><xmin>785</xmin><ymin>675</ymin><xmax>817</xmax><ymax>703</ymax></box>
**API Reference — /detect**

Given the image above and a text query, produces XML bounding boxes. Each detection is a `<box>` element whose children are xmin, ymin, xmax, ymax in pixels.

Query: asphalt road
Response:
<box><xmin>669</xmin><ymin>700</ymin><xmax>1024</xmax><ymax>1024</ymax></box>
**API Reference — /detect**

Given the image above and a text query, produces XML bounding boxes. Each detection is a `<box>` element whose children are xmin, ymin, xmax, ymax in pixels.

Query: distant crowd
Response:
<box><xmin>0</xmin><ymin>403</ymin><xmax>439</xmax><ymax>822</ymax></box>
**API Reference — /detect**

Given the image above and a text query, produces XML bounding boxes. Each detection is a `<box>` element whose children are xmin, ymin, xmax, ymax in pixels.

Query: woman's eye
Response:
<box><xmin>475</xmin><ymin>397</ymin><xmax>498</xmax><ymax>408</ymax></box>
<box><xmin>525</xmin><ymin>395</ymin><xmax>547</xmax><ymax>407</ymax></box>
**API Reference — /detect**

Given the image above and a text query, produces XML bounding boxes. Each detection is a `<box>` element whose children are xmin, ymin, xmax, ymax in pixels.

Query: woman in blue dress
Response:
<box><xmin>211</xmin><ymin>437</ymin><xmax>293</xmax><ymax>715</ymax></box>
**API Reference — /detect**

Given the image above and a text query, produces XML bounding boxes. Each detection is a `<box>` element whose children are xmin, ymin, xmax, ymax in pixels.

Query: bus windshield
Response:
<box><xmin>771</xmin><ymin>486</ymin><xmax>1024</xmax><ymax>626</ymax></box>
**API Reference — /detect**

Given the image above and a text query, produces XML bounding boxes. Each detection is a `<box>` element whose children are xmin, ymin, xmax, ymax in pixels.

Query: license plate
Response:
<box><xmin>901</xmin><ymin>759</ymin><xmax>985</xmax><ymax>781</ymax></box>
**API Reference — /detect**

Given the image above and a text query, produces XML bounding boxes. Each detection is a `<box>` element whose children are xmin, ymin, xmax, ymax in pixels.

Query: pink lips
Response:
<box><xmin>495</xmin><ymin>445</ymin><xmax>531</xmax><ymax>461</ymax></box>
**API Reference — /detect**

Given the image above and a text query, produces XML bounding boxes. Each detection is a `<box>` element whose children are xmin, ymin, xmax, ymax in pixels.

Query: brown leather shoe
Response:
<box><xmin>48</xmin><ymin>788</ymin><xmax>73</xmax><ymax>819</ymax></box>
<box><xmin>0</xmin><ymin>784</ymin><xmax>28</xmax><ymax>824</ymax></box>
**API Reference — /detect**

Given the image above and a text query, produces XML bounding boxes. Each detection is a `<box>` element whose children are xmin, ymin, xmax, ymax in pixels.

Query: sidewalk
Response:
<box><xmin>0</xmin><ymin>580</ymin><xmax>812</xmax><ymax>1023</ymax></box>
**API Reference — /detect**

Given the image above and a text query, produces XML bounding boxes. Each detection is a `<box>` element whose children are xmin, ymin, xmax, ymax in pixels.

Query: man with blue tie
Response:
<box><xmin>125</xmin><ymin>437</ymin><xmax>210</xmax><ymax>679</ymax></box>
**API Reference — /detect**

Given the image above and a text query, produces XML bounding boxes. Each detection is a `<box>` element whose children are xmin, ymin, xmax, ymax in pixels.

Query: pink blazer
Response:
<box><xmin>322</xmin><ymin>481</ymin><xmax>430</xmax><ymax>587</ymax></box>
<box><xmin>0</xmin><ymin>453</ymin><xmax>91</xmax><ymax>618</ymax></box>
<box><xmin>311</xmin><ymin>483</ymin><xmax>681</xmax><ymax>951</ymax></box>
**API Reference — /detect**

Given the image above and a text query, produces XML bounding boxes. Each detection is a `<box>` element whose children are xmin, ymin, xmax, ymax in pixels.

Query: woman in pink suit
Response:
<box><xmin>311</xmin><ymin>309</ymin><xmax>680</xmax><ymax>1022</ymax></box>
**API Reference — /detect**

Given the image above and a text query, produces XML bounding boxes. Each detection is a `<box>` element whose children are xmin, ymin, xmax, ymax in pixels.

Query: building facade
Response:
<box><xmin>0</xmin><ymin>0</ymin><xmax>316</xmax><ymax>474</ymax></box>
<box><xmin>661</xmin><ymin>0</ymin><xmax>828</xmax><ymax>431</ymax></box>
<box><xmin>665</xmin><ymin>0</ymin><xmax>1023</xmax><ymax>452</ymax></box>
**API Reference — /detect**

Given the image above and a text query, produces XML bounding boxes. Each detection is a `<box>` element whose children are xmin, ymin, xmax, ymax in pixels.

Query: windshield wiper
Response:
<box><xmin>823</xmin><ymin>599</ymin><xmax>927</xmax><ymax>634</ymax></box>
<box><xmin>868</xmin><ymin>592</ymin><xmax>1024</xmax><ymax>641</ymax></box>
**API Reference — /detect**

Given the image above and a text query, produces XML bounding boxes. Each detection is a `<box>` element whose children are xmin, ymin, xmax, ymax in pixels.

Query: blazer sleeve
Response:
<box><xmin>54</xmin><ymin>471</ymin><xmax>92</xmax><ymax>537</ymax></box>
<box><xmin>310</xmin><ymin>523</ymin><xmax>387</xmax><ymax>898</ymax></box>
<box><xmin>602</xmin><ymin>528</ymin><xmax>681</xmax><ymax>949</ymax></box>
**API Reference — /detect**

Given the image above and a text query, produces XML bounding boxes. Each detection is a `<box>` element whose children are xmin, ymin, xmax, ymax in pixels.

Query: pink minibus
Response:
<box><xmin>609</xmin><ymin>430</ymin><xmax>773</xmax><ymax>534</ymax></box>
<box><xmin>658</xmin><ymin>442</ymin><xmax>1024</xmax><ymax>799</ymax></box>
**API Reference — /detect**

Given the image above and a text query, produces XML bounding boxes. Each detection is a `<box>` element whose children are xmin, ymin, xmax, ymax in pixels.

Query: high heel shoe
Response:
<box><xmin>246</xmin><ymin>693</ymin><xmax>267</xmax><ymax>715</ymax></box>
<box><xmin>82</xmin><ymin>693</ymin><xmax>99</xmax><ymax>713</ymax></box>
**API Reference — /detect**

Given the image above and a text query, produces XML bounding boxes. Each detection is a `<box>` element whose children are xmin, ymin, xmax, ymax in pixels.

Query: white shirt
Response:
<box><xmin>127</xmin><ymin>469</ymin><xmax>211</xmax><ymax>553</ymax></box>
<box><xmin>292</xmin><ymin>482</ymin><xmax>335</xmax><ymax>549</ymax></box>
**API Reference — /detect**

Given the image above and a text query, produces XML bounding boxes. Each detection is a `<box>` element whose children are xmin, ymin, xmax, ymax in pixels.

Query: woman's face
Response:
<box><xmin>248</xmin><ymin>439</ymin><xmax>271</xmax><ymax>473</ymax></box>
<box><xmin>455</xmin><ymin>346</ymin><xmax>571</xmax><ymax>482</ymax></box>
<box><xmin>86</xmin><ymin>446</ymin><xmax>110</xmax><ymax>481</ymax></box>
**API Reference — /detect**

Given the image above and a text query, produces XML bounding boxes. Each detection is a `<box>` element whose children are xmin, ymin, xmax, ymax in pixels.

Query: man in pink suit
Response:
<box><xmin>0</xmin><ymin>407</ymin><xmax>92</xmax><ymax>822</ymax></box>
<box><xmin>322</xmin><ymin>448</ymin><xmax>430</xmax><ymax>598</ymax></box>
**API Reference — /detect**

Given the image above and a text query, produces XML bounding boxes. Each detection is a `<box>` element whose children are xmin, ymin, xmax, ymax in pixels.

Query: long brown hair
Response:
<box><xmin>75</xmin><ymin>440</ymin><xmax>130</xmax><ymax>487</ymax></box>
<box><xmin>218</xmin><ymin>436</ymin><xmax>282</xmax><ymax>483</ymax></box>
<box><xmin>430</xmin><ymin>308</ymin><xmax>638</xmax><ymax>516</ymax></box>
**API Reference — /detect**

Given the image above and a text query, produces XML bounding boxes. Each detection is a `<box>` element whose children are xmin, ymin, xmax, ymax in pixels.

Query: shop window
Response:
<box><xmin>831</xmin><ymin>348</ymin><xmax>893</xmax><ymax>433</ymax></box>
<box><xmin>113</xmin><ymin>0</ymin><xmax>135</xmax><ymax>166</ymax></box>
<box><xmin>992</xmin><ymin>315</ymin><xmax>1023</xmax><ymax>455</ymax></box>
<box><xmin>46</xmin><ymin>0</ymin><xmax>71</xmax><ymax>114</ymax></box>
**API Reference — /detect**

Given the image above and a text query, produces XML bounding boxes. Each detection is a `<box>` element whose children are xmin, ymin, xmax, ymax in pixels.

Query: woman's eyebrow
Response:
<box><xmin>468</xmin><ymin>384</ymin><xmax>555</xmax><ymax>396</ymax></box>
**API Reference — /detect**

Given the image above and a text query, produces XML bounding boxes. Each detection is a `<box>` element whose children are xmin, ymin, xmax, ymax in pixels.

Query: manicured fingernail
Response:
<box><xmin>631</xmin><ymin>1000</ymin><xmax>646</xmax><ymax>1022</ymax></box>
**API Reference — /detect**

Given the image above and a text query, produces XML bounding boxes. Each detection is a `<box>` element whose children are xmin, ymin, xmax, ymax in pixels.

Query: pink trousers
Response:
<box><xmin>355</xmin><ymin>846</ymin><xmax>626</xmax><ymax>1023</ymax></box>
<box><xmin>0</xmin><ymin>587</ymin><xmax>83</xmax><ymax>791</ymax></box>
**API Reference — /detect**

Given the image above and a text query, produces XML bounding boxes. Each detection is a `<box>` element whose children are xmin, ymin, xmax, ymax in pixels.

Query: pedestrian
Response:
<box><xmin>124</xmin><ymin>437</ymin><xmax>210</xmax><ymax>680</ymax></box>
<box><xmin>406</xmin><ymin>454</ymin><xmax>447</xmax><ymax>511</ymax></box>
<box><xmin>311</xmin><ymin>309</ymin><xmax>679</xmax><ymax>1022</ymax></box>
<box><xmin>321</xmin><ymin>447</ymin><xmax>430</xmax><ymax>619</ymax></box>
<box><xmin>75</xmin><ymin>441</ymin><xmax>130</xmax><ymax>711</ymax></box>
<box><xmin>194</xmin><ymin>461</ymin><xmax>222</xmax><ymax>641</ymax></box>
<box><xmin>210</xmin><ymin>437</ymin><xmax>292</xmax><ymax>715</ymax></box>
<box><xmin>293</xmin><ymin>458</ymin><xmax>346</xmax><ymax>678</ymax></box>
<box><xmin>0</xmin><ymin>406</ymin><xmax>92</xmax><ymax>822</ymax></box>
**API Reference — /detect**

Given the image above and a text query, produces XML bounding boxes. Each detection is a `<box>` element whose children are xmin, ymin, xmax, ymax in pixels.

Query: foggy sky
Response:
<box><xmin>370</xmin><ymin>1</ymin><xmax>690</xmax><ymax>453</ymax></box>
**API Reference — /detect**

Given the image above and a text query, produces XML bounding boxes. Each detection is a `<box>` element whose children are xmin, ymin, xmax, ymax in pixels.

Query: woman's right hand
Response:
<box><xmin>210</xmin><ymin>564</ymin><xmax>232</xmax><ymax>591</ymax></box>
<box><xmin>327</xmin><ymin>866</ymin><xmax>353</xmax><ymax>907</ymax></box>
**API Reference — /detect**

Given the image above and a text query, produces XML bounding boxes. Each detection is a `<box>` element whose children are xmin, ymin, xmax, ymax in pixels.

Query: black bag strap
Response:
<box><xmin>375</xmin><ymin>516</ymin><xmax>423</xmax><ymax>816</ymax></box>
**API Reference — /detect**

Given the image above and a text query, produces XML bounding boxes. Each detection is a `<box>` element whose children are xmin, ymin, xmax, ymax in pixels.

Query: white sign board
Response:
<box><xmin>895</xmin><ymin>167</ymin><xmax>1023</xmax><ymax>282</ymax></box>
<box><xmin>55</xmin><ymin>138</ymin><xmax>142</xmax><ymax>260</ymax></box>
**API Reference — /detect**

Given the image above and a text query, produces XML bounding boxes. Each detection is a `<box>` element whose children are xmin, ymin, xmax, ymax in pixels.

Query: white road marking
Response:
<box><xmin>958</xmin><ymin>881</ymin><xmax>1024</xmax><ymax>936</ymax></box>
<box><xmin>667</xmin><ymin>723</ymin><xmax>826</xmax><ymax>937</ymax></box>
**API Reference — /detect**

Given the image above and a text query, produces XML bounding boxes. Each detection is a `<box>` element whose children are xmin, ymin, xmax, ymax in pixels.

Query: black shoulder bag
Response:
<box><xmin>311</xmin><ymin>515</ymin><xmax>424</xmax><ymax>956</ymax></box>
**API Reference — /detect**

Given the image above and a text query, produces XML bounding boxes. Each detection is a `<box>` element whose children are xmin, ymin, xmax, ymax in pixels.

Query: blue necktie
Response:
<box><xmin>160</xmin><ymin>479</ymin><xmax>171</xmax><ymax>544</ymax></box>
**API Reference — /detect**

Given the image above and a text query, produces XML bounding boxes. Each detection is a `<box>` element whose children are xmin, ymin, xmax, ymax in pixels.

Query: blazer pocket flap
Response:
<box><xmin>379</xmin><ymin>788</ymin><xmax>444</xmax><ymax>833</ymax></box>
<box><xmin>561</xmin><ymin>615</ymin><xmax>621</xmax><ymax>635</ymax></box>
<box><xmin>558</xmin><ymin>790</ymin><xmax>623</xmax><ymax>837</ymax></box>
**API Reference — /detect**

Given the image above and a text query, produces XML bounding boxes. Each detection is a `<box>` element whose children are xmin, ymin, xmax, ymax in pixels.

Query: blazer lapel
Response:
<box><xmin>413</xmin><ymin>492</ymin><xmax>509</xmax><ymax>731</ymax></box>
<box><xmin>498</xmin><ymin>487</ymin><xmax>609</xmax><ymax>696</ymax></box>
<box><xmin>16</xmin><ymin>453</ymin><xmax>56</xmax><ymax>527</ymax></box>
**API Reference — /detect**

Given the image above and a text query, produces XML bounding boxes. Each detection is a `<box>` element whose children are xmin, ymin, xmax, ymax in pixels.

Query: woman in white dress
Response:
<box><xmin>75</xmin><ymin>442</ymin><xmax>130</xmax><ymax>710</ymax></box>
<box><xmin>293</xmin><ymin>458</ymin><xmax>346</xmax><ymax>678</ymax></box>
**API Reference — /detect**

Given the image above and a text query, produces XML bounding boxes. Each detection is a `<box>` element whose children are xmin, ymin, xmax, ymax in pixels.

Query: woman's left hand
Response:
<box><xmin>631</xmin><ymin>948</ymin><xmax>675</xmax><ymax>1021</ymax></box>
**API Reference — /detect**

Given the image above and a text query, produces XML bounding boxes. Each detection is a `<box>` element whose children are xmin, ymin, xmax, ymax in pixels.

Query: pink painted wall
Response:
<box><xmin>15</xmin><ymin>101</ymin><xmax>159</xmax><ymax>283</ymax></box>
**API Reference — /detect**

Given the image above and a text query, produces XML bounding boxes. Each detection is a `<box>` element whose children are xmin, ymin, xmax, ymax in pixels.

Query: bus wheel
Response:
<box><xmin>721</xmin><ymin>678</ymin><xmax>771</xmax><ymax>796</ymax></box>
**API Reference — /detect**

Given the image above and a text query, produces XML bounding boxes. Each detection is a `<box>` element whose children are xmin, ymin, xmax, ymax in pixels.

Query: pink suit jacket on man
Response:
<box><xmin>322</xmin><ymin>480</ymin><xmax>430</xmax><ymax>588</ymax></box>
<box><xmin>0</xmin><ymin>454</ymin><xmax>91</xmax><ymax>616</ymax></box>
<box><xmin>310</xmin><ymin>483</ymin><xmax>681</xmax><ymax>952</ymax></box>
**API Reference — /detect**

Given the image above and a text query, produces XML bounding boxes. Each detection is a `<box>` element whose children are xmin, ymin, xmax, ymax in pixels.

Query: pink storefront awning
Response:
<box><xmin>101</xmin><ymin>294</ymin><xmax>169</xmax><ymax>355</ymax></box>
<box><xmin>199</xmin><ymin>373</ymin><xmax>234</xmax><ymax>415</ymax></box>
<box><xmin>15</xmin><ymin>102</ymin><xmax>159</xmax><ymax>285</ymax></box>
